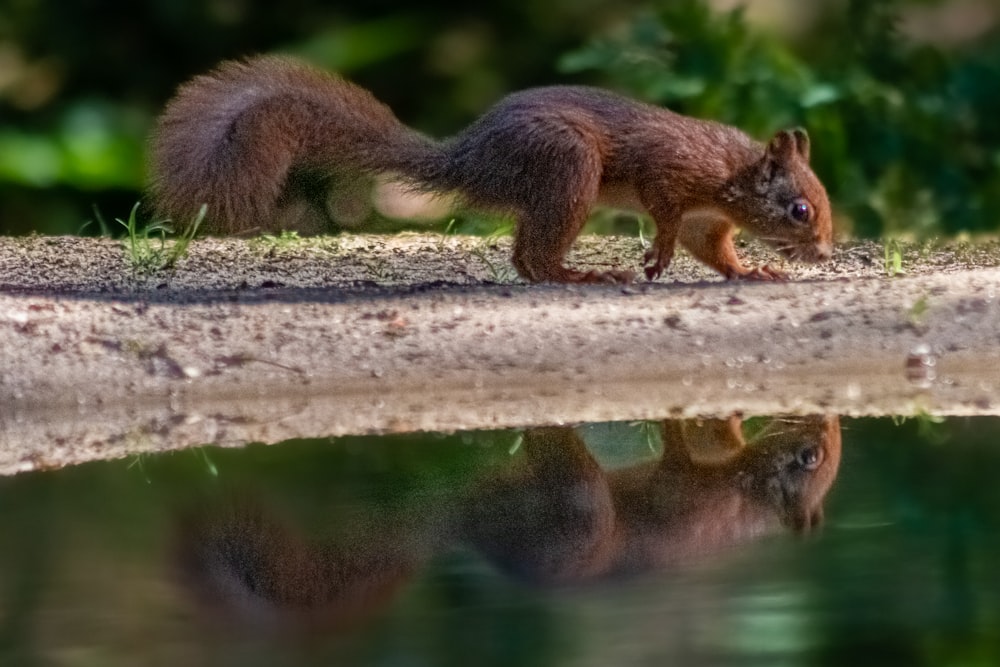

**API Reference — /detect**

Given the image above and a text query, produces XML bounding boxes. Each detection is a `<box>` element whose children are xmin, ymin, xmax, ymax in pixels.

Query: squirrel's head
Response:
<box><xmin>732</xmin><ymin>128</ymin><xmax>834</xmax><ymax>264</ymax></box>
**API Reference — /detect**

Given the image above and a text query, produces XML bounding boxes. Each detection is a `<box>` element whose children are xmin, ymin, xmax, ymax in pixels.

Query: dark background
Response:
<box><xmin>2</xmin><ymin>0</ymin><xmax>999</xmax><ymax>237</ymax></box>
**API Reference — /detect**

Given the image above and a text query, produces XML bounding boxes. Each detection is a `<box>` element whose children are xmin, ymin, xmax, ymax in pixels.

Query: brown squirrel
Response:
<box><xmin>173</xmin><ymin>416</ymin><xmax>839</xmax><ymax>633</ymax></box>
<box><xmin>150</xmin><ymin>56</ymin><xmax>833</xmax><ymax>284</ymax></box>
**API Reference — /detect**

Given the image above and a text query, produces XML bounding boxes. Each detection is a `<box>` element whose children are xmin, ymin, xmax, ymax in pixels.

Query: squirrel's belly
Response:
<box><xmin>596</xmin><ymin>182</ymin><xmax>645</xmax><ymax>214</ymax></box>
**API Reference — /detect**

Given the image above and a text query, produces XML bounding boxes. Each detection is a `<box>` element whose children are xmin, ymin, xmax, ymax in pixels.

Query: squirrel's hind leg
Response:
<box><xmin>510</xmin><ymin>169</ymin><xmax>634</xmax><ymax>284</ymax></box>
<box><xmin>512</xmin><ymin>211</ymin><xmax>634</xmax><ymax>284</ymax></box>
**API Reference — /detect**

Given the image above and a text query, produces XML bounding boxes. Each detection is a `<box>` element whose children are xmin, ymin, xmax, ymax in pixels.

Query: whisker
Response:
<box><xmin>746</xmin><ymin>420</ymin><xmax>786</xmax><ymax>444</ymax></box>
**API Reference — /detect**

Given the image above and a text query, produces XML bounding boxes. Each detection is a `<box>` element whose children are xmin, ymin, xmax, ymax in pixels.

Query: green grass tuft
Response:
<box><xmin>883</xmin><ymin>239</ymin><xmax>905</xmax><ymax>277</ymax></box>
<box><xmin>118</xmin><ymin>202</ymin><xmax>205</xmax><ymax>275</ymax></box>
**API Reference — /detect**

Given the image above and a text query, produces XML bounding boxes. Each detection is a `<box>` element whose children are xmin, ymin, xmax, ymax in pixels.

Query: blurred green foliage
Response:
<box><xmin>561</xmin><ymin>0</ymin><xmax>1000</xmax><ymax>237</ymax></box>
<box><xmin>1</xmin><ymin>0</ymin><xmax>998</xmax><ymax>237</ymax></box>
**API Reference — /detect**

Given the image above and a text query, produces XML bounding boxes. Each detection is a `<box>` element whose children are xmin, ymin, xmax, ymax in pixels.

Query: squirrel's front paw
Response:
<box><xmin>602</xmin><ymin>269</ymin><xmax>637</xmax><ymax>285</ymax></box>
<box><xmin>581</xmin><ymin>269</ymin><xmax>636</xmax><ymax>285</ymax></box>
<box><xmin>642</xmin><ymin>247</ymin><xmax>673</xmax><ymax>281</ymax></box>
<box><xmin>562</xmin><ymin>268</ymin><xmax>635</xmax><ymax>285</ymax></box>
<box><xmin>733</xmin><ymin>265</ymin><xmax>788</xmax><ymax>281</ymax></box>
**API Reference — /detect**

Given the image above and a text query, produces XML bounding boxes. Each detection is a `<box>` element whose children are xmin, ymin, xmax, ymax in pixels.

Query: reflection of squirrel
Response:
<box><xmin>173</xmin><ymin>416</ymin><xmax>840</xmax><ymax>632</ymax></box>
<box><xmin>150</xmin><ymin>56</ymin><xmax>833</xmax><ymax>283</ymax></box>
<box><xmin>461</xmin><ymin>416</ymin><xmax>841</xmax><ymax>584</ymax></box>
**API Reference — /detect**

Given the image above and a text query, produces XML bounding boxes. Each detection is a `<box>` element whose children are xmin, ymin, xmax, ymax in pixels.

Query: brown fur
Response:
<box><xmin>150</xmin><ymin>56</ymin><xmax>833</xmax><ymax>283</ymax></box>
<box><xmin>172</xmin><ymin>496</ymin><xmax>426</xmax><ymax>634</ymax></box>
<box><xmin>172</xmin><ymin>416</ymin><xmax>841</xmax><ymax>631</ymax></box>
<box><xmin>461</xmin><ymin>416</ymin><xmax>841</xmax><ymax>583</ymax></box>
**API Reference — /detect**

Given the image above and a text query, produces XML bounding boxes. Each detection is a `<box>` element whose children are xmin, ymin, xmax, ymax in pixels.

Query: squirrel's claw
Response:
<box><xmin>642</xmin><ymin>246</ymin><xmax>673</xmax><ymax>282</ymax></box>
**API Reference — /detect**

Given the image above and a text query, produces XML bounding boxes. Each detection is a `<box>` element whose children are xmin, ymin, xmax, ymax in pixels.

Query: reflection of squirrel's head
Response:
<box><xmin>735</xmin><ymin>415</ymin><xmax>841</xmax><ymax>534</ymax></box>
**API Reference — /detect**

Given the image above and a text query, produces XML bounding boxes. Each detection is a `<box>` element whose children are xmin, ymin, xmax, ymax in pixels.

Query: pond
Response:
<box><xmin>2</xmin><ymin>413</ymin><xmax>998</xmax><ymax>666</ymax></box>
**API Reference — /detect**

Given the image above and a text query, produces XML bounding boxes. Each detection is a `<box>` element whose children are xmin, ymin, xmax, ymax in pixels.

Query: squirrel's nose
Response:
<box><xmin>815</xmin><ymin>242</ymin><xmax>833</xmax><ymax>261</ymax></box>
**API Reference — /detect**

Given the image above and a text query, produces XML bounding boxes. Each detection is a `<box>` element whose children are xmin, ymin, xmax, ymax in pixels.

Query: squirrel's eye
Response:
<box><xmin>788</xmin><ymin>199</ymin><xmax>811</xmax><ymax>223</ymax></box>
<box><xmin>795</xmin><ymin>445</ymin><xmax>823</xmax><ymax>471</ymax></box>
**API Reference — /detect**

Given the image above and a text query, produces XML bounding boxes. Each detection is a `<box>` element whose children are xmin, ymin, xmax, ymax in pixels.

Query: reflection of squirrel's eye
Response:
<box><xmin>795</xmin><ymin>445</ymin><xmax>823</xmax><ymax>470</ymax></box>
<box><xmin>788</xmin><ymin>200</ymin><xmax>811</xmax><ymax>223</ymax></box>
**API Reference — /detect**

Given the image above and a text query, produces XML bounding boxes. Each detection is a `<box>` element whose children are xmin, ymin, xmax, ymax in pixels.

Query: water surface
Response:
<box><xmin>1</xmin><ymin>415</ymin><xmax>998</xmax><ymax>666</ymax></box>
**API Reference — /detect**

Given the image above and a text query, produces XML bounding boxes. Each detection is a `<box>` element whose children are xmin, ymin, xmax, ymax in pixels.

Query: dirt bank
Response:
<box><xmin>1</xmin><ymin>234</ymin><xmax>999</xmax><ymax>475</ymax></box>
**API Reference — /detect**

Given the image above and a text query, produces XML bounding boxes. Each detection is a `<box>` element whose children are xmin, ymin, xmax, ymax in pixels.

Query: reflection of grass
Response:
<box><xmin>117</xmin><ymin>202</ymin><xmax>204</xmax><ymax>274</ymax></box>
<box><xmin>639</xmin><ymin>421</ymin><xmax>660</xmax><ymax>455</ymax></box>
<box><xmin>126</xmin><ymin>453</ymin><xmax>150</xmax><ymax>484</ymax></box>
<box><xmin>892</xmin><ymin>410</ymin><xmax>948</xmax><ymax>445</ymax></box>
<box><xmin>908</xmin><ymin>295</ymin><xmax>929</xmax><ymax>324</ymax></box>
<box><xmin>195</xmin><ymin>447</ymin><xmax>219</xmax><ymax>477</ymax></box>
<box><xmin>128</xmin><ymin>446</ymin><xmax>219</xmax><ymax>482</ymax></box>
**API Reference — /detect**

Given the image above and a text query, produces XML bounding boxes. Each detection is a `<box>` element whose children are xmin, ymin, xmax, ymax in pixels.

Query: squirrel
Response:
<box><xmin>150</xmin><ymin>56</ymin><xmax>833</xmax><ymax>284</ymax></box>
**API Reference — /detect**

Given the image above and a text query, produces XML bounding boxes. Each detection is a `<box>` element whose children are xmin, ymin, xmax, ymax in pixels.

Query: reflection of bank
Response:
<box><xmin>174</xmin><ymin>415</ymin><xmax>841</xmax><ymax>634</ymax></box>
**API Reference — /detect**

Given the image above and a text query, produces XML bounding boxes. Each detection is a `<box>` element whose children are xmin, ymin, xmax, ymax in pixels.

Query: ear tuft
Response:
<box><xmin>791</xmin><ymin>127</ymin><xmax>810</xmax><ymax>162</ymax></box>
<box><xmin>788</xmin><ymin>504</ymin><xmax>824</xmax><ymax>536</ymax></box>
<box><xmin>767</xmin><ymin>128</ymin><xmax>811</xmax><ymax>163</ymax></box>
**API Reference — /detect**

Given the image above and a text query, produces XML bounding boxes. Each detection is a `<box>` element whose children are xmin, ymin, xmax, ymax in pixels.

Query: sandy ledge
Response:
<box><xmin>1</xmin><ymin>233</ymin><xmax>999</xmax><ymax>475</ymax></box>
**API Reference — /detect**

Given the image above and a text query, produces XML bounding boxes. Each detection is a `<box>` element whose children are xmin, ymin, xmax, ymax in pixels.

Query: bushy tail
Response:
<box><xmin>149</xmin><ymin>56</ymin><xmax>450</xmax><ymax>234</ymax></box>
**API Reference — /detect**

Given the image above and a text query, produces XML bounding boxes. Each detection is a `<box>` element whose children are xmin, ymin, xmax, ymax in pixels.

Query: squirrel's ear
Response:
<box><xmin>791</xmin><ymin>127</ymin><xmax>810</xmax><ymax>162</ymax></box>
<box><xmin>767</xmin><ymin>128</ymin><xmax>810</xmax><ymax>163</ymax></box>
<box><xmin>787</xmin><ymin>504</ymin><xmax>824</xmax><ymax>536</ymax></box>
